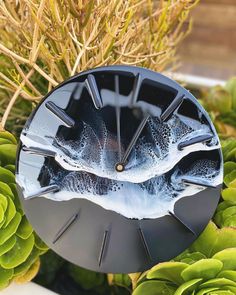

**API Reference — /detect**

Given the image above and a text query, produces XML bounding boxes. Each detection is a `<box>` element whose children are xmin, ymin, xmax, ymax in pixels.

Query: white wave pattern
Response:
<box><xmin>18</xmin><ymin>112</ymin><xmax>222</xmax><ymax>219</ymax></box>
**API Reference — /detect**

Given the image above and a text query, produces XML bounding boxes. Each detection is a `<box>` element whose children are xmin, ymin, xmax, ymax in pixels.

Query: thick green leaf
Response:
<box><xmin>181</xmin><ymin>259</ymin><xmax>223</xmax><ymax>281</ymax></box>
<box><xmin>0</xmin><ymin>181</ymin><xmax>14</xmax><ymax>199</ymax></box>
<box><xmin>190</xmin><ymin>222</ymin><xmax>218</xmax><ymax>257</ymax></box>
<box><xmin>0</xmin><ymin>267</ymin><xmax>13</xmax><ymax>290</ymax></box>
<box><xmin>208</xmin><ymin>291</ymin><xmax>234</xmax><ymax>295</ymax></box>
<box><xmin>216</xmin><ymin>201</ymin><xmax>236</xmax><ymax>213</ymax></box>
<box><xmin>222</xmin><ymin>188</ymin><xmax>236</xmax><ymax>202</ymax></box>
<box><xmin>0</xmin><ymin>144</ymin><xmax>17</xmax><ymax>166</ymax></box>
<box><xmin>217</xmin><ymin>270</ymin><xmax>236</xmax><ymax>282</ymax></box>
<box><xmin>224</xmin><ymin>162</ymin><xmax>236</xmax><ymax>176</ymax></box>
<box><xmin>0</xmin><ymin>166</ymin><xmax>15</xmax><ymax>183</ymax></box>
<box><xmin>211</xmin><ymin>228</ymin><xmax>236</xmax><ymax>256</ymax></box>
<box><xmin>212</xmin><ymin>249</ymin><xmax>236</xmax><ymax>271</ymax></box>
<box><xmin>4</xmin><ymin>165</ymin><xmax>15</xmax><ymax>174</ymax></box>
<box><xmin>0</xmin><ymin>139</ymin><xmax>12</xmax><ymax>145</ymax></box>
<box><xmin>13</xmin><ymin>247</ymin><xmax>41</xmax><ymax>277</ymax></box>
<box><xmin>223</xmin><ymin>215</ymin><xmax>236</xmax><ymax>227</ymax></box>
<box><xmin>133</xmin><ymin>281</ymin><xmax>176</xmax><ymax>295</ymax></box>
<box><xmin>177</xmin><ymin>252</ymin><xmax>207</xmax><ymax>265</ymax></box>
<box><xmin>222</xmin><ymin>207</ymin><xmax>236</xmax><ymax>220</ymax></box>
<box><xmin>199</xmin><ymin>278</ymin><xmax>236</xmax><ymax>289</ymax></box>
<box><xmin>34</xmin><ymin>233</ymin><xmax>48</xmax><ymax>251</ymax></box>
<box><xmin>0</xmin><ymin>194</ymin><xmax>7</xmax><ymax>213</ymax></box>
<box><xmin>0</xmin><ymin>212</ymin><xmax>21</xmax><ymax>245</ymax></box>
<box><xmin>225</xmin><ymin>77</ymin><xmax>236</xmax><ymax>111</ymax></box>
<box><xmin>0</xmin><ymin>132</ymin><xmax>17</xmax><ymax>145</ymax></box>
<box><xmin>0</xmin><ymin>234</ymin><xmax>34</xmax><ymax>269</ymax></box>
<box><xmin>2</xmin><ymin>195</ymin><xmax>16</xmax><ymax>228</ymax></box>
<box><xmin>174</xmin><ymin>278</ymin><xmax>203</xmax><ymax>295</ymax></box>
<box><xmin>0</xmin><ymin>236</ymin><xmax>16</xmax><ymax>256</ymax></box>
<box><xmin>195</xmin><ymin>287</ymin><xmax>219</xmax><ymax>295</ymax></box>
<box><xmin>16</xmin><ymin>215</ymin><xmax>33</xmax><ymax>239</ymax></box>
<box><xmin>147</xmin><ymin>262</ymin><xmax>188</xmax><ymax>285</ymax></box>
<box><xmin>224</xmin><ymin>170</ymin><xmax>236</xmax><ymax>187</ymax></box>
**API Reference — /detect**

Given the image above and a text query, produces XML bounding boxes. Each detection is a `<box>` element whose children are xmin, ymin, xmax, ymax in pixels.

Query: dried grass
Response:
<box><xmin>0</xmin><ymin>0</ymin><xmax>199</xmax><ymax>129</ymax></box>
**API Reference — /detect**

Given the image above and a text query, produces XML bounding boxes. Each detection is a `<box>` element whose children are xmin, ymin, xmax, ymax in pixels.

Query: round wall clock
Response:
<box><xmin>16</xmin><ymin>65</ymin><xmax>223</xmax><ymax>273</ymax></box>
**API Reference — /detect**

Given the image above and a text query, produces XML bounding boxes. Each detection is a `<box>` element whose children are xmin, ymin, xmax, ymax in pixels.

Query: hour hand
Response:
<box><xmin>115</xmin><ymin>113</ymin><xmax>150</xmax><ymax>172</ymax></box>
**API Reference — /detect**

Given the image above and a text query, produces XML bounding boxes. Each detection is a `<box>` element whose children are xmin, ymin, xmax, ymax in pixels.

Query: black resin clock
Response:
<box><xmin>16</xmin><ymin>65</ymin><xmax>223</xmax><ymax>273</ymax></box>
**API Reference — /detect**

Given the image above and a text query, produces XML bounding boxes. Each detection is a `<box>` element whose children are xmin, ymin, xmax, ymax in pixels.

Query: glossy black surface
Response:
<box><xmin>16</xmin><ymin>65</ymin><xmax>223</xmax><ymax>273</ymax></box>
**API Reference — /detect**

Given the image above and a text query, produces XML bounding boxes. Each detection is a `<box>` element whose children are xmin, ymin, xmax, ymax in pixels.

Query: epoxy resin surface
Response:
<box><xmin>16</xmin><ymin>67</ymin><xmax>223</xmax><ymax>220</ymax></box>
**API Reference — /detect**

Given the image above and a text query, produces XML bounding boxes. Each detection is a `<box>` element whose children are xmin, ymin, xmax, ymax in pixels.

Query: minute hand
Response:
<box><xmin>121</xmin><ymin>114</ymin><xmax>150</xmax><ymax>166</ymax></box>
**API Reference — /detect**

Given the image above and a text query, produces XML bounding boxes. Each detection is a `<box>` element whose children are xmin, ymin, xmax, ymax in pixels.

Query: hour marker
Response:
<box><xmin>98</xmin><ymin>230</ymin><xmax>109</xmax><ymax>266</ymax></box>
<box><xmin>85</xmin><ymin>74</ymin><xmax>103</xmax><ymax>109</ymax></box>
<box><xmin>178</xmin><ymin>134</ymin><xmax>213</xmax><ymax>150</ymax></box>
<box><xmin>53</xmin><ymin>212</ymin><xmax>79</xmax><ymax>244</ymax></box>
<box><xmin>168</xmin><ymin>211</ymin><xmax>196</xmax><ymax>235</ymax></box>
<box><xmin>160</xmin><ymin>94</ymin><xmax>185</xmax><ymax>122</ymax></box>
<box><xmin>131</xmin><ymin>73</ymin><xmax>142</xmax><ymax>105</ymax></box>
<box><xmin>26</xmin><ymin>185</ymin><xmax>59</xmax><ymax>200</ymax></box>
<box><xmin>138</xmin><ymin>228</ymin><xmax>152</xmax><ymax>262</ymax></box>
<box><xmin>22</xmin><ymin>146</ymin><xmax>56</xmax><ymax>158</ymax></box>
<box><xmin>45</xmin><ymin>101</ymin><xmax>75</xmax><ymax>128</ymax></box>
<box><xmin>182</xmin><ymin>177</ymin><xmax>216</xmax><ymax>189</ymax></box>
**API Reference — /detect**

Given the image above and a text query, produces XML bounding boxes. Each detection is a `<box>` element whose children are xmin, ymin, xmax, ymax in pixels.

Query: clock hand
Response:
<box><xmin>115</xmin><ymin>75</ymin><xmax>122</xmax><ymax>162</ymax></box>
<box><xmin>115</xmin><ymin>113</ymin><xmax>150</xmax><ymax>172</ymax></box>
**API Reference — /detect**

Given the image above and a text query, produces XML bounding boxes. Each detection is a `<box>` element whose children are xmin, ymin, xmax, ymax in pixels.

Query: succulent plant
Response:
<box><xmin>132</xmin><ymin>222</ymin><xmax>236</xmax><ymax>295</ymax></box>
<box><xmin>213</xmin><ymin>139</ymin><xmax>236</xmax><ymax>228</ymax></box>
<box><xmin>203</xmin><ymin>78</ymin><xmax>236</xmax><ymax>138</ymax></box>
<box><xmin>0</xmin><ymin>130</ymin><xmax>48</xmax><ymax>289</ymax></box>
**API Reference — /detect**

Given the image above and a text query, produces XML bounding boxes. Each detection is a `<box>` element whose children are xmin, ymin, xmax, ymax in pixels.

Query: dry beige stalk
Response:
<box><xmin>0</xmin><ymin>0</ymin><xmax>199</xmax><ymax>129</ymax></box>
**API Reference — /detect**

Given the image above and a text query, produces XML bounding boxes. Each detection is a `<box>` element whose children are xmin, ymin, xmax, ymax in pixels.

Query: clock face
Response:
<box><xmin>16</xmin><ymin>66</ymin><xmax>223</xmax><ymax>273</ymax></box>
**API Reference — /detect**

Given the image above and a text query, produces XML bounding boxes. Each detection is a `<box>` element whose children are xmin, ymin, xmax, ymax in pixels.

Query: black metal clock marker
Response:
<box><xmin>16</xmin><ymin>65</ymin><xmax>223</xmax><ymax>274</ymax></box>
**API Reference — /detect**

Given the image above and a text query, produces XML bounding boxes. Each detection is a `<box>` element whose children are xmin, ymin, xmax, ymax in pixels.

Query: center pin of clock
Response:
<box><xmin>115</xmin><ymin>163</ymin><xmax>124</xmax><ymax>172</ymax></box>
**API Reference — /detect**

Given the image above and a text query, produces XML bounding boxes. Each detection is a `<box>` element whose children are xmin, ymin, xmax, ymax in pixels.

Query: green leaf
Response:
<box><xmin>216</xmin><ymin>201</ymin><xmax>236</xmax><ymax>213</ymax></box>
<box><xmin>174</xmin><ymin>278</ymin><xmax>203</xmax><ymax>295</ymax></box>
<box><xmin>211</xmin><ymin>228</ymin><xmax>236</xmax><ymax>256</ymax></box>
<box><xmin>34</xmin><ymin>233</ymin><xmax>48</xmax><ymax>251</ymax></box>
<box><xmin>2</xmin><ymin>195</ymin><xmax>16</xmax><ymax>228</ymax></box>
<box><xmin>16</xmin><ymin>215</ymin><xmax>33</xmax><ymax>239</ymax></box>
<box><xmin>133</xmin><ymin>281</ymin><xmax>176</xmax><ymax>295</ymax></box>
<box><xmin>209</xmin><ymin>291</ymin><xmax>234</xmax><ymax>295</ymax></box>
<box><xmin>0</xmin><ymin>236</ymin><xmax>16</xmax><ymax>256</ymax></box>
<box><xmin>0</xmin><ymin>181</ymin><xmax>14</xmax><ymax>199</ymax></box>
<box><xmin>68</xmin><ymin>264</ymin><xmax>105</xmax><ymax>290</ymax></box>
<box><xmin>224</xmin><ymin>170</ymin><xmax>236</xmax><ymax>187</ymax></box>
<box><xmin>4</xmin><ymin>165</ymin><xmax>15</xmax><ymax>174</ymax></box>
<box><xmin>222</xmin><ymin>188</ymin><xmax>236</xmax><ymax>202</ymax></box>
<box><xmin>0</xmin><ymin>166</ymin><xmax>15</xmax><ymax>183</ymax></box>
<box><xmin>222</xmin><ymin>206</ymin><xmax>236</xmax><ymax>220</ymax></box>
<box><xmin>225</xmin><ymin>77</ymin><xmax>236</xmax><ymax>111</ymax></box>
<box><xmin>0</xmin><ymin>139</ymin><xmax>13</xmax><ymax>145</ymax></box>
<box><xmin>0</xmin><ymin>132</ymin><xmax>17</xmax><ymax>145</ymax></box>
<box><xmin>181</xmin><ymin>259</ymin><xmax>223</xmax><ymax>281</ymax></box>
<box><xmin>206</xmin><ymin>86</ymin><xmax>232</xmax><ymax>114</ymax></box>
<box><xmin>147</xmin><ymin>262</ymin><xmax>188</xmax><ymax>285</ymax></box>
<box><xmin>0</xmin><ymin>212</ymin><xmax>21</xmax><ymax>245</ymax></box>
<box><xmin>212</xmin><ymin>249</ymin><xmax>236</xmax><ymax>271</ymax></box>
<box><xmin>217</xmin><ymin>270</ymin><xmax>236</xmax><ymax>282</ymax></box>
<box><xmin>190</xmin><ymin>222</ymin><xmax>218</xmax><ymax>257</ymax></box>
<box><xmin>195</xmin><ymin>287</ymin><xmax>219</xmax><ymax>295</ymax></box>
<box><xmin>0</xmin><ymin>267</ymin><xmax>13</xmax><ymax>290</ymax></box>
<box><xmin>199</xmin><ymin>278</ymin><xmax>236</xmax><ymax>289</ymax></box>
<box><xmin>0</xmin><ymin>234</ymin><xmax>34</xmax><ymax>269</ymax></box>
<box><xmin>0</xmin><ymin>144</ymin><xmax>17</xmax><ymax>166</ymax></box>
<box><xmin>224</xmin><ymin>162</ymin><xmax>236</xmax><ymax>176</ymax></box>
<box><xmin>223</xmin><ymin>215</ymin><xmax>236</xmax><ymax>227</ymax></box>
<box><xmin>13</xmin><ymin>247</ymin><xmax>41</xmax><ymax>277</ymax></box>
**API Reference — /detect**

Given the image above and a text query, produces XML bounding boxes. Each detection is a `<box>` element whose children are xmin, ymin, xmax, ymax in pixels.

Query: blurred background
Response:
<box><xmin>178</xmin><ymin>0</ymin><xmax>236</xmax><ymax>80</ymax></box>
